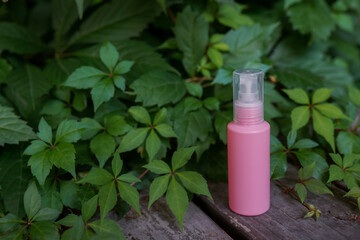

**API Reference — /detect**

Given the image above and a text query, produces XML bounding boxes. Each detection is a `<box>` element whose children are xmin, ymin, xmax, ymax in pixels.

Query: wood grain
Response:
<box><xmin>194</xmin><ymin>165</ymin><xmax>360</xmax><ymax>240</ymax></box>
<box><xmin>118</xmin><ymin>193</ymin><xmax>231</xmax><ymax>240</ymax></box>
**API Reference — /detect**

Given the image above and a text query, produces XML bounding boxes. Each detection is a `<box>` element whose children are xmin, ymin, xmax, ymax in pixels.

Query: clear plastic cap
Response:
<box><xmin>233</xmin><ymin>69</ymin><xmax>264</xmax><ymax>125</ymax></box>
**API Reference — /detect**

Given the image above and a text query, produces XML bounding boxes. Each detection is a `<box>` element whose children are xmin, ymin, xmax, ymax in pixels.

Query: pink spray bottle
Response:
<box><xmin>227</xmin><ymin>69</ymin><xmax>270</xmax><ymax>216</ymax></box>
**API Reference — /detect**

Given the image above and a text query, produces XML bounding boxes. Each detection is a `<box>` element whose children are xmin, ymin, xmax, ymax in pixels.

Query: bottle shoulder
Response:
<box><xmin>227</xmin><ymin>121</ymin><xmax>270</xmax><ymax>133</ymax></box>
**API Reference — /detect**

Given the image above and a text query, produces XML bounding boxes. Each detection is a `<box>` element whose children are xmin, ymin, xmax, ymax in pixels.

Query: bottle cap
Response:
<box><xmin>233</xmin><ymin>69</ymin><xmax>264</xmax><ymax>125</ymax></box>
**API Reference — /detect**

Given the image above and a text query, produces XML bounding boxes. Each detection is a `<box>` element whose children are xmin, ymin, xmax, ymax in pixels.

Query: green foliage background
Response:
<box><xmin>1</xmin><ymin>0</ymin><xmax>360</xmax><ymax>238</ymax></box>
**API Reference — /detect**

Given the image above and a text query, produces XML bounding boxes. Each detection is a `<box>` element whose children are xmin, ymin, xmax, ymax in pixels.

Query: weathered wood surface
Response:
<box><xmin>195</xmin><ymin>165</ymin><xmax>360</xmax><ymax>240</ymax></box>
<box><xmin>118</xmin><ymin>193</ymin><xmax>231</xmax><ymax>240</ymax></box>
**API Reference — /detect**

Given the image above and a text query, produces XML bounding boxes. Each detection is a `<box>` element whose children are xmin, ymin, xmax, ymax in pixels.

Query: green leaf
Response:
<box><xmin>74</xmin><ymin>0</ymin><xmax>84</xmax><ymax>19</ymax></box>
<box><xmin>113</xmin><ymin>76</ymin><xmax>126</xmax><ymax>91</ymax></box>
<box><xmin>117</xmin><ymin>173</ymin><xmax>140</xmax><ymax>184</ymax></box>
<box><xmin>270</xmin><ymin>135</ymin><xmax>284</xmax><ymax>153</ymax></box>
<box><xmin>52</xmin><ymin>0</ymin><xmax>85</xmax><ymax>48</ymax></box>
<box><xmin>290</xmin><ymin>106</ymin><xmax>310</xmax><ymax>133</ymax></box>
<box><xmin>344</xmin><ymin>187</ymin><xmax>360</xmax><ymax>198</ymax></box>
<box><xmin>294</xmin><ymin>183</ymin><xmax>307</xmax><ymax>203</ymax></box>
<box><xmin>343</xmin><ymin>154</ymin><xmax>358</xmax><ymax>168</ymax></box>
<box><xmin>292</xmin><ymin>139</ymin><xmax>318</xmax><ymax>149</ymax></box>
<box><xmin>130</xmin><ymin>70</ymin><xmax>186</xmax><ymax>107</ymax></box>
<box><xmin>91</xmin><ymin>78</ymin><xmax>115</xmax><ymax>111</ymax></box>
<box><xmin>105</xmin><ymin>116</ymin><xmax>130</xmax><ymax>137</ymax></box>
<box><xmin>59</xmin><ymin>181</ymin><xmax>80</xmax><ymax>210</ymax></box>
<box><xmin>155</xmin><ymin>123</ymin><xmax>177</xmax><ymax>138</ymax></box>
<box><xmin>81</xmin><ymin>118</ymin><xmax>103</xmax><ymax>140</ymax></box>
<box><xmin>55</xmin><ymin>120</ymin><xmax>83</xmax><ymax>144</ymax></box>
<box><xmin>174</xmin><ymin>6</ymin><xmax>209</xmax><ymax>76</ymax></box>
<box><xmin>207</xmin><ymin>48</ymin><xmax>223</xmax><ymax>68</ymax></box>
<box><xmin>214</xmin><ymin>110</ymin><xmax>232</xmax><ymax>144</ymax></box>
<box><xmin>88</xmin><ymin>219</ymin><xmax>125</xmax><ymax>239</ymax></box>
<box><xmin>24</xmin><ymin>182</ymin><xmax>41</xmax><ymax>220</ymax></box>
<box><xmin>0</xmin><ymin>59</ymin><xmax>12</xmax><ymax>84</ymax></box>
<box><xmin>117</xmin><ymin>181</ymin><xmax>140</xmax><ymax>214</ymax></box>
<box><xmin>287</xmin><ymin>131</ymin><xmax>297</xmax><ymax>148</ymax></box>
<box><xmin>221</xmin><ymin>23</ymin><xmax>277</xmax><ymax>65</ymax></box>
<box><xmin>315</xmin><ymin>103</ymin><xmax>349</xmax><ymax>119</ymax></box>
<box><xmin>111</xmin><ymin>155</ymin><xmax>123</xmax><ymax>178</ymax></box>
<box><xmin>284</xmin><ymin>0</ymin><xmax>301</xmax><ymax>9</ymax></box>
<box><xmin>185</xmin><ymin>82</ymin><xmax>203</xmax><ymax>98</ymax></box>
<box><xmin>33</xmin><ymin>208</ymin><xmax>60</xmax><ymax>222</ymax></box>
<box><xmin>56</xmin><ymin>213</ymin><xmax>78</xmax><ymax>227</ymax></box>
<box><xmin>143</xmin><ymin>160</ymin><xmax>172</xmax><ymax>174</ymax></box>
<box><xmin>286</xmin><ymin>0</ymin><xmax>335</xmax><ymax>41</ymax></box>
<box><xmin>72</xmin><ymin>214</ymin><xmax>85</xmax><ymax>240</ymax></box>
<box><xmin>100</xmin><ymin>41</ymin><xmax>119</xmax><ymax>71</ymax></box>
<box><xmin>63</xmin><ymin>66</ymin><xmax>106</xmax><ymax>89</ymax></box>
<box><xmin>72</xmin><ymin>92</ymin><xmax>87</xmax><ymax>112</ymax></box>
<box><xmin>304</xmin><ymin>179</ymin><xmax>333</xmax><ymax>195</ymax></box>
<box><xmin>328</xmin><ymin>165</ymin><xmax>344</xmax><ymax>182</ymax></box>
<box><xmin>99</xmin><ymin>181</ymin><xmax>117</xmax><ymax>221</ymax></box>
<box><xmin>0</xmin><ymin>106</ymin><xmax>35</xmax><ymax>146</ymax></box>
<box><xmin>283</xmin><ymin>88</ymin><xmax>309</xmax><ymax>104</ymax></box>
<box><xmin>5</xmin><ymin>64</ymin><xmax>52</xmax><ymax>117</ymax></box>
<box><xmin>303</xmin><ymin>211</ymin><xmax>315</xmax><ymax>219</ymax></box>
<box><xmin>298</xmin><ymin>163</ymin><xmax>315</xmax><ymax>180</ymax></box>
<box><xmin>82</xmin><ymin>195</ymin><xmax>98</xmax><ymax>222</ymax></box>
<box><xmin>28</xmin><ymin>150</ymin><xmax>52</xmax><ymax>186</ymax></box>
<box><xmin>66</xmin><ymin>0</ymin><xmax>160</xmax><ymax>47</ymax></box>
<box><xmin>294</xmin><ymin>151</ymin><xmax>329</xmax><ymax>180</ymax></box>
<box><xmin>213</xmin><ymin>68</ymin><xmax>233</xmax><ymax>85</ymax></box>
<box><xmin>336</xmin><ymin>132</ymin><xmax>360</xmax><ymax>154</ymax></box>
<box><xmin>173</xmin><ymin>108</ymin><xmax>212</xmax><ymax>148</ymax></box>
<box><xmin>344</xmin><ymin>172</ymin><xmax>358</xmax><ymax>189</ymax></box>
<box><xmin>117</xmin><ymin>128</ymin><xmax>149</xmax><ymax>153</ymax></box>
<box><xmin>41</xmin><ymin>183</ymin><xmax>63</xmax><ymax>213</ymax></box>
<box><xmin>30</xmin><ymin>221</ymin><xmax>59</xmax><ymax>240</ymax></box>
<box><xmin>312</xmin><ymin>109</ymin><xmax>335</xmax><ymax>152</ymax></box>
<box><xmin>217</xmin><ymin>3</ymin><xmax>253</xmax><ymax>29</ymax></box>
<box><xmin>0</xmin><ymin>22</ymin><xmax>43</xmax><ymax>54</ymax></box>
<box><xmin>48</xmin><ymin>142</ymin><xmax>76</xmax><ymax>178</ymax></box>
<box><xmin>37</xmin><ymin>118</ymin><xmax>52</xmax><ymax>144</ymax></box>
<box><xmin>78</xmin><ymin>168</ymin><xmax>113</xmax><ymax>185</ymax></box>
<box><xmin>347</xmin><ymin>164</ymin><xmax>360</xmax><ymax>175</ymax></box>
<box><xmin>165</xmin><ymin>177</ymin><xmax>188</xmax><ymax>231</ymax></box>
<box><xmin>171</xmin><ymin>147</ymin><xmax>197</xmax><ymax>171</ymax></box>
<box><xmin>329</xmin><ymin>153</ymin><xmax>342</xmax><ymax>167</ymax></box>
<box><xmin>0</xmin><ymin>147</ymin><xmax>31</xmax><ymax>217</ymax></box>
<box><xmin>114</xmin><ymin>61</ymin><xmax>134</xmax><ymax>75</ymax></box>
<box><xmin>270</xmin><ymin>152</ymin><xmax>287</xmax><ymax>179</ymax></box>
<box><xmin>153</xmin><ymin>108</ymin><xmax>167</xmax><ymax>126</ymax></box>
<box><xmin>128</xmin><ymin>106</ymin><xmax>151</xmax><ymax>125</ymax></box>
<box><xmin>145</xmin><ymin>130</ymin><xmax>161</xmax><ymax>161</ymax></box>
<box><xmin>148</xmin><ymin>174</ymin><xmax>170</xmax><ymax>209</ymax></box>
<box><xmin>176</xmin><ymin>171</ymin><xmax>212</xmax><ymax>199</ymax></box>
<box><xmin>90</xmin><ymin>132</ymin><xmax>115</xmax><ymax>168</ymax></box>
<box><xmin>203</xmin><ymin>97</ymin><xmax>220</xmax><ymax>111</ymax></box>
<box><xmin>0</xmin><ymin>214</ymin><xmax>21</xmax><ymax>233</ymax></box>
<box><xmin>312</xmin><ymin>88</ymin><xmax>333</xmax><ymax>104</ymax></box>
<box><xmin>348</xmin><ymin>85</ymin><xmax>360</xmax><ymax>107</ymax></box>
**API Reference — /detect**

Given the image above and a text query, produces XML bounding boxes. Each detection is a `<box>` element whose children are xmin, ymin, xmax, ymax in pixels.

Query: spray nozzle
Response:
<box><xmin>233</xmin><ymin>69</ymin><xmax>264</xmax><ymax>125</ymax></box>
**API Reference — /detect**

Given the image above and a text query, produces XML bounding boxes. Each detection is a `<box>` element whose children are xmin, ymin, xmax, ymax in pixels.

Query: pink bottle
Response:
<box><xmin>227</xmin><ymin>69</ymin><xmax>270</xmax><ymax>216</ymax></box>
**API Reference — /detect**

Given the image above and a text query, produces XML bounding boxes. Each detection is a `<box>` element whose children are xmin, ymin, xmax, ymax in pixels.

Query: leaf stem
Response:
<box><xmin>130</xmin><ymin>169</ymin><xmax>149</xmax><ymax>186</ymax></box>
<box><xmin>275</xmin><ymin>179</ymin><xmax>313</xmax><ymax>211</ymax></box>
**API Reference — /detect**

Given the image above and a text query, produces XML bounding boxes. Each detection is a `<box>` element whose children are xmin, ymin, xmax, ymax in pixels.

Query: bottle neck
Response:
<box><xmin>234</xmin><ymin>101</ymin><xmax>264</xmax><ymax>125</ymax></box>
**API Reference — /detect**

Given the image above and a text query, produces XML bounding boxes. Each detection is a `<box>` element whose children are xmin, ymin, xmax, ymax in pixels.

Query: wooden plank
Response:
<box><xmin>194</xmin><ymin>165</ymin><xmax>360</xmax><ymax>240</ymax></box>
<box><xmin>117</xmin><ymin>193</ymin><xmax>231</xmax><ymax>240</ymax></box>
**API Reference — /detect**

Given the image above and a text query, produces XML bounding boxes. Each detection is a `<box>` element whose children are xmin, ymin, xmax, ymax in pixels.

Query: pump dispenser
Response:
<box><xmin>227</xmin><ymin>69</ymin><xmax>270</xmax><ymax>216</ymax></box>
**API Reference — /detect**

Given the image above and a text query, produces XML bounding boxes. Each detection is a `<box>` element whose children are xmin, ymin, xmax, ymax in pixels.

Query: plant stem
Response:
<box><xmin>275</xmin><ymin>180</ymin><xmax>313</xmax><ymax>211</ymax></box>
<box><xmin>185</xmin><ymin>76</ymin><xmax>213</xmax><ymax>83</ymax></box>
<box><xmin>130</xmin><ymin>169</ymin><xmax>149</xmax><ymax>186</ymax></box>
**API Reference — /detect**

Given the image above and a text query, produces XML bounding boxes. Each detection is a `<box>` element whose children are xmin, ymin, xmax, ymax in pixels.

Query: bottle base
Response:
<box><xmin>229</xmin><ymin>205</ymin><xmax>270</xmax><ymax>216</ymax></box>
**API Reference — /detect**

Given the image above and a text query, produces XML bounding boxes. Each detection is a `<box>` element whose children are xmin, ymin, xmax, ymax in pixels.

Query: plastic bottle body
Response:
<box><xmin>227</xmin><ymin>121</ymin><xmax>270</xmax><ymax>216</ymax></box>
